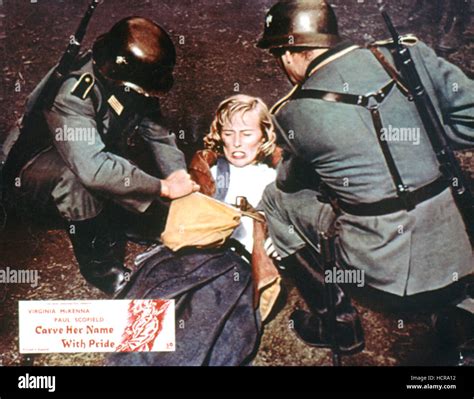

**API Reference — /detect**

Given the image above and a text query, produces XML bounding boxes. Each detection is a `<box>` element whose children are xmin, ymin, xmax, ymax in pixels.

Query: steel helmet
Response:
<box><xmin>93</xmin><ymin>16</ymin><xmax>176</xmax><ymax>96</ymax></box>
<box><xmin>257</xmin><ymin>0</ymin><xmax>341</xmax><ymax>50</ymax></box>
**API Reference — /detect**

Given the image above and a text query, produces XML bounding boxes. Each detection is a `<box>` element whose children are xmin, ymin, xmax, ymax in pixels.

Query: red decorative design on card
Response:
<box><xmin>116</xmin><ymin>300</ymin><xmax>170</xmax><ymax>352</ymax></box>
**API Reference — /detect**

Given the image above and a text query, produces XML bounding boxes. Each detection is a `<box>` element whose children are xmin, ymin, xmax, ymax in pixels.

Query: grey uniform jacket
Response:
<box><xmin>272</xmin><ymin>40</ymin><xmax>473</xmax><ymax>296</ymax></box>
<box><xmin>3</xmin><ymin>52</ymin><xmax>186</xmax><ymax>213</ymax></box>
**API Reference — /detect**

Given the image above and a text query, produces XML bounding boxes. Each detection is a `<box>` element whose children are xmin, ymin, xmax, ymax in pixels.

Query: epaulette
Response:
<box><xmin>270</xmin><ymin>84</ymin><xmax>300</xmax><ymax>115</ymax></box>
<box><xmin>369</xmin><ymin>34</ymin><xmax>419</xmax><ymax>48</ymax></box>
<box><xmin>107</xmin><ymin>95</ymin><xmax>124</xmax><ymax>116</ymax></box>
<box><xmin>70</xmin><ymin>73</ymin><xmax>95</xmax><ymax>100</ymax></box>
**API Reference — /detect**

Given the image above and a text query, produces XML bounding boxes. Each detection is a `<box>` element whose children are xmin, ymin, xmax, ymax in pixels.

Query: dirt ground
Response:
<box><xmin>0</xmin><ymin>0</ymin><xmax>473</xmax><ymax>367</ymax></box>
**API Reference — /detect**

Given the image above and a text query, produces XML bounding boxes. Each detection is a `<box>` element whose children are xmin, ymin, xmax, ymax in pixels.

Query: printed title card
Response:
<box><xmin>19</xmin><ymin>300</ymin><xmax>175</xmax><ymax>354</ymax></box>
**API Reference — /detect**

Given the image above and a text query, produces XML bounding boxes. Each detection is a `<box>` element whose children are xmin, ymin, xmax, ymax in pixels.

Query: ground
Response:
<box><xmin>0</xmin><ymin>0</ymin><xmax>472</xmax><ymax>367</ymax></box>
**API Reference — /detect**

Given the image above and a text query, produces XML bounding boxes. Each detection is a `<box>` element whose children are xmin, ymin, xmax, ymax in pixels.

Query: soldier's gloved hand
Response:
<box><xmin>160</xmin><ymin>169</ymin><xmax>200</xmax><ymax>199</ymax></box>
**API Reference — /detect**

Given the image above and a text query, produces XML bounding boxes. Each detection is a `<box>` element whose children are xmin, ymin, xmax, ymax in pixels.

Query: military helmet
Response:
<box><xmin>257</xmin><ymin>0</ymin><xmax>341</xmax><ymax>50</ymax></box>
<box><xmin>93</xmin><ymin>17</ymin><xmax>176</xmax><ymax>96</ymax></box>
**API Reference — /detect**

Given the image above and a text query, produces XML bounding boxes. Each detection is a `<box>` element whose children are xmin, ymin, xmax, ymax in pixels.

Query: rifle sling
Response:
<box><xmin>368</xmin><ymin>47</ymin><xmax>412</xmax><ymax>98</ymax></box>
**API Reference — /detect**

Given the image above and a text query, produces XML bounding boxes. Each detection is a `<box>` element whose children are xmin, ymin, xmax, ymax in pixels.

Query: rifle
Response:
<box><xmin>35</xmin><ymin>0</ymin><xmax>102</xmax><ymax>110</ymax></box>
<box><xmin>381</xmin><ymin>11</ymin><xmax>474</xmax><ymax>240</ymax></box>
<box><xmin>0</xmin><ymin>0</ymin><xmax>101</xmax><ymax>229</ymax></box>
<box><xmin>320</xmin><ymin>232</ymin><xmax>342</xmax><ymax>367</ymax></box>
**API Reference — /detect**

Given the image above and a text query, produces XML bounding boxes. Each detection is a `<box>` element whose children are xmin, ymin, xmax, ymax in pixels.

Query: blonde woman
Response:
<box><xmin>199</xmin><ymin>94</ymin><xmax>278</xmax><ymax>252</ymax></box>
<box><xmin>109</xmin><ymin>95</ymin><xmax>281</xmax><ymax>367</ymax></box>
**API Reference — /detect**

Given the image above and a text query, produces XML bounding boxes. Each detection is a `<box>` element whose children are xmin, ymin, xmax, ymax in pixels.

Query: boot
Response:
<box><xmin>437</xmin><ymin>15</ymin><xmax>465</xmax><ymax>54</ymax></box>
<box><xmin>407</xmin><ymin>0</ymin><xmax>427</xmax><ymax>25</ymax></box>
<box><xmin>406</xmin><ymin>0</ymin><xmax>443</xmax><ymax>26</ymax></box>
<box><xmin>290</xmin><ymin>309</ymin><xmax>364</xmax><ymax>355</ymax></box>
<box><xmin>431</xmin><ymin>281</ymin><xmax>474</xmax><ymax>366</ymax></box>
<box><xmin>458</xmin><ymin>339</ymin><xmax>474</xmax><ymax>366</ymax></box>
<box><xmin>432</xmin><ymin>307</ymin><xmax>474</xmax><ymax>365</ymax></box>
<box><xmin>282</xmin><ymin>246</ymin><xmax>365</xmax><ymax>354</ymax></box>
<box><xmin>67</xmin><ymin>213</ymin><xmax>132</xmax><ymax>296</ymax></box>
<box><xmin>436</xmin><ymin>0</ymin><xmax>469</xmax><ymax>54</ymax></box>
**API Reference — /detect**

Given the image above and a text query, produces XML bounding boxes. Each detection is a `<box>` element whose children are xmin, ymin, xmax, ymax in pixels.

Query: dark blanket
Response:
<box><xmin>107</xmin><ymin>245</ymin><xmax>261</xmax><ymax>366</ymax></box>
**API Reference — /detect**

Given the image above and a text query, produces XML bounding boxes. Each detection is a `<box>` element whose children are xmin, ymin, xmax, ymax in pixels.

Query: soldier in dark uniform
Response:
<box><xmin>407</xmin><ymin>0</ymin><xmax>444</xmax><ymax>25</ymax></box>
<box><xmin>257</xmin><ymin>0</ymin><xmax>473</xmax><ymax>357</ymax></box>
<box><xmin>1</xmin><ymin>17</ymin><xmax>199</xmax><ymax>296</ymax></box>
<box><xmin>407</xmin><ymin>0</ymin><xmax>471</xmax><ymax>54</ymax></box>
<box><xmin>436</xmin><ymin>0</ymin><xmax>471</xmax><ymax>54</ymax></box>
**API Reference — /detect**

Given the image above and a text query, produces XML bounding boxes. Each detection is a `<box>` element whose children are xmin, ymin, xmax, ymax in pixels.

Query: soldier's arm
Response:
<box><xmin>135</xmin><ymin>113</ymin><xmax>187</xmax><ymax>178</ymax></box>
<box><xmin>272</xmin><ymin>114</ymin><xmax>322</xmax><ymax>193</ymax></box>
<box><xmin>44</xmin><ymin>78</ymin><xmax>164</xmax><ymax>213</ymax></box>
<box><xmin>414</xmin><ymin>41</ymin><xmax>474</xmax><ymax>148</ymax></box>
<box><xmin>272</xmin><ymin>115</ymin><xmax>296</xmax><ymax>191</ymax></box>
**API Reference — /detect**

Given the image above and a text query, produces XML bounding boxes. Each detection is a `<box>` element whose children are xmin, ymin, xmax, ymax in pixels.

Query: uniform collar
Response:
<box><xmin>271</xmin><ymin>41</ymin><xmax>359</xmax><ymax>115</ymax></box>
<box><xmin>304</xmin><ymin>40</ymin><xmax>359</xmax><ymax>81</ymax></box>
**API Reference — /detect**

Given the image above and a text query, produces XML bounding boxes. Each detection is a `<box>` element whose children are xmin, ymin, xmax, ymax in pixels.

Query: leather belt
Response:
<box><xmin>338</xmin><ymin>177</ymin><xmax>448</xmax><ymax>216</ymax></box>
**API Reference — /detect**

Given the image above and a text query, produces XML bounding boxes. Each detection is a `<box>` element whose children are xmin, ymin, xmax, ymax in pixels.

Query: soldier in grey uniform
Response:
<box><xmin>257</xmin><ymin>0</ymin><xmax>473</xmax><ymax>355</ymax></box>
<box><xmin>1</xmin><ymin>17</ymin><xmax>199</xmax><ymax>296</ymax></box>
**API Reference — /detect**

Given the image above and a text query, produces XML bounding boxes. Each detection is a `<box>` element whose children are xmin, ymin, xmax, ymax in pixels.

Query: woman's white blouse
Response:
<box><xmin>211</xmin><ymin>162</ymin><xmax>276</xmax><ymax>254</ymax></box>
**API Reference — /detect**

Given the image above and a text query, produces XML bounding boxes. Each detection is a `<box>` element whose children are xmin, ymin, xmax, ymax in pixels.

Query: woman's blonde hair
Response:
<box><xmin>203</xmin><ymin>94</ymin><xmax>276</xmax><ymax>164</ymax></box>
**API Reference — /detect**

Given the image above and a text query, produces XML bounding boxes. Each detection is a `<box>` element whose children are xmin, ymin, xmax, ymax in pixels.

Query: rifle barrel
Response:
<box><xmin>75</xmin><ymin>0</ymin><xmax>101</xmax><ymax>43</ymax></box>
<box><xmin>381</xmin><ymin>11</ymin><xmax>400</xmax><ymax>45</ymax></box>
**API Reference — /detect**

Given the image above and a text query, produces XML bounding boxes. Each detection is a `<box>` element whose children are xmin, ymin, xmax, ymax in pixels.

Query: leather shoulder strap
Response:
<box><xmin>292</xmin><ymin>79</ymin><xmax>396</xmax><ymax>108</ymax></box>
<box><xmin>290</xmin><ymin>81</ymin><xmax>411</xmax><ymax>208</ymax></box>
<box><xmin>369</xmin><ymin>47</ymin><xmax>412</xmax><ymax>98</ymax></box>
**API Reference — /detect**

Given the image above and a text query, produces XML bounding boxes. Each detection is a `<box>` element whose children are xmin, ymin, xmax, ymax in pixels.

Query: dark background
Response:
<box><xmin>0</xmin><ymin>0</ymin><xmax>473</xmax><ymax>366</ymax></box>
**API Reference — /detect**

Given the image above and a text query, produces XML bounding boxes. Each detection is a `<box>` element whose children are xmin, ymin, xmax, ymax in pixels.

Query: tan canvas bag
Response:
<box><xmin>161</xmin><ymin>193</ymin><xmax>246</xmax><ymax>251</ymax></box>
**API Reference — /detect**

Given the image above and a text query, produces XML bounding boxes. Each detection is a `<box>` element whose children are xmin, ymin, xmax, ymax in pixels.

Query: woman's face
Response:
<box><xmin>221</xmin><ymin>109</ymin><xmax>264</xmax><ymax>167</ymax></box>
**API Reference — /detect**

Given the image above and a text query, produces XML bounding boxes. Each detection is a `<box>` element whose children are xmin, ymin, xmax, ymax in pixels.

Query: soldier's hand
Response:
<box><xmin>161</xmin><ymin>169</ymin><xmax>200</xmax><ymax>199</ymax></box>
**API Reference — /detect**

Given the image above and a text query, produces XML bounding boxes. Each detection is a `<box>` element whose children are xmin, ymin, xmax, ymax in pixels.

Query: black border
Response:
<box><xmin>0</xmin><ymin>366</ymin><xmax>473</xmax><ymax>395</ymax></box>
